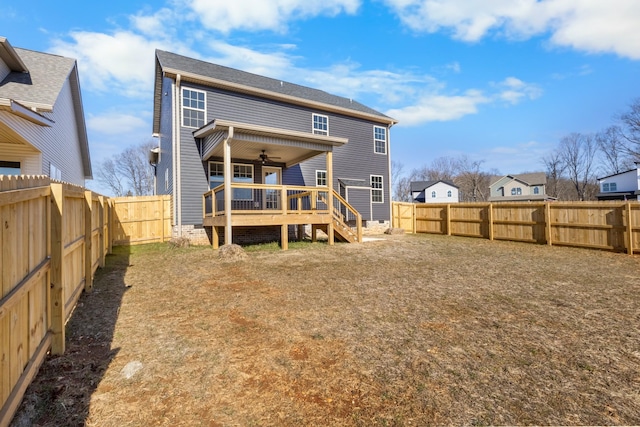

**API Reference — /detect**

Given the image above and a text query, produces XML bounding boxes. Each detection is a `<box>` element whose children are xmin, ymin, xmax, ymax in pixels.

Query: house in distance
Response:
<box><xmin>597</xmin><ymin>163</ymin><xmax>640</xmax><ymax>201</ymax></box>
<box><xmin>410</xmin><ymin>180</ymin><xmax>459</xmax><ymax>203</ymax></box>
<box><xmin>488</xmin><ymin>173</ymin><xmax>555</xmax><ymax>202</ymax></box>
<box><xmin>152</xmin><ymin>50</ymin><xmax>397</xmax><ymax>246</ymax></box>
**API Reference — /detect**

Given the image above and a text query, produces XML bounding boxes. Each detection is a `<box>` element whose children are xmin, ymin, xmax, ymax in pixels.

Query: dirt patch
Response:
<box><xmin>12</xmin><ymin>234</ymin><xmax>640</xmax><ymax>426</ymax></box>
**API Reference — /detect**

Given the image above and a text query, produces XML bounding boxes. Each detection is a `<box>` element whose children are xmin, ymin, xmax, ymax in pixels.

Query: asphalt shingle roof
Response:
<box><xmin>0</xmin><ymin>48</ymin><xmax>75</xmax><ymax>109</ymax></box>
<box><xmin>155</xmin><ymin>49</ymin><xmax>394</xmax><ymax>121</ymax></box>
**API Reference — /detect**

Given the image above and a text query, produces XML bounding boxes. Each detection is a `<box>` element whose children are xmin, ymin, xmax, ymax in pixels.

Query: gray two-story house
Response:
<box><xmin>152</xmin><ymin>50</ymin><xmax>397</xmax><ymax>247</ymax></box>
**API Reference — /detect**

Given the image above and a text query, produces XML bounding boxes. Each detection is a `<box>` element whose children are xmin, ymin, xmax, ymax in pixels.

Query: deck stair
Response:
<box><xmin>315</xmin><ymin>190</ymin><xmax>362</xmax><ymax>243</ymax></box>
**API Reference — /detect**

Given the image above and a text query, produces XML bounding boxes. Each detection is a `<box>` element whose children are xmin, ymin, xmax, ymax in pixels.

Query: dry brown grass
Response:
<box><xmin>12</xmin><ymin>234</ymin><xmax>640</xmax><ymax>426</ymax></box>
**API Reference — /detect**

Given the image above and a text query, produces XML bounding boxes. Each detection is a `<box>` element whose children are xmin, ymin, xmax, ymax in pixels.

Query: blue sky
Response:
<box><xmin>2</xmin><ymin>0</ymin><xmax>639</xmax><ymax>193</ymax></box>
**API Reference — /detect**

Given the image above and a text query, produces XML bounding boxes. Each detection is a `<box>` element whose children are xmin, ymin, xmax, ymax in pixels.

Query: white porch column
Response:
<box><xmin>326</xmin><ymin>150</ymin><xmax>335</xmax><ymax>245</ymax></box>
<box><xmin>224</xmin><ymin>127</ymin><xmax>234</xmax><ymax>245</ymax></box>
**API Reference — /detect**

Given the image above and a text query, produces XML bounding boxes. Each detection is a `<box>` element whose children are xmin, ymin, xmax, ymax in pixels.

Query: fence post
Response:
<box><xmin>412</xmin><ymin>203</ymin><xmax>416</xmax><ymax>234</ymax></box>
<box><xmin>98</xmin><ymin>196</ymin><xmax>105</xmax><ymax>267</ymax></box>
<box><xmin>626</xmin><ymin>202</ymin><xmax>634</xmax><ymax>256</ymax></box>
<box><xmin>446</xmin><ymin>204</ymin><xmax>451</xmax><ymax>236</ymax></box>
<box><xmin>50</xmin><ymin>183</ymin><xmax>65</xmax><ymax>355</ymax></box>
<box><xmin>84</xmin><ymin>191</ymin><xmax>93</xmax><ymax>292</ymax></box>
<box><xmin>488</xmin><ymin>203</ymin><xmax>494</xmax><ymax>241</ymax></box>
<box><xmin>545</xmin><ymin>202</ymin><xmax>552</xmax><ymax>246</ymax></box>
<box><xmin>161</xmin><ymin>196</ymin><xmax>166</xmax><ymax>243</ymax></box>
<box><xmin>108</xmin><ymin>199</ymin><xmax>114</xmax><ymax>254</ymax></box>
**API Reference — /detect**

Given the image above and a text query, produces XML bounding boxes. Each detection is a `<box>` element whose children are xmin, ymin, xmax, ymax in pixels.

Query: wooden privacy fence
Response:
<box><xmin>111</xmin><ymin>196</ymin><xmax>171</xmax><ymax>246</ymax></box>
<box><xmin>0</xmin><ymin>176</ymin><xmax>172</xmax><ymax>427</ymax></box>
<box><xmin>392</xmin><ymin>201</ymin><xmax>640</xmax><ymax>255</ymax></box>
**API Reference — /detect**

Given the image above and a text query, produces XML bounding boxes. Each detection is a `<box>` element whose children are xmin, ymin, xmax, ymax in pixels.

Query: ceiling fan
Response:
<box><xmin>258</xmin><ymin>150</ymin><xmax>281</xmax><ymax>164</ymax></box>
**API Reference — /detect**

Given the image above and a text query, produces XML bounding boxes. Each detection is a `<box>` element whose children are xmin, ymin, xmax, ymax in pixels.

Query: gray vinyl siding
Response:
<box><xmin>156</xmin><ymin>76</ymin><xmax>174</xmax><ymax>197</ymax></box>
<box><xmin>0</xmin><ymin>77</ymin><xmax>85</xmax><ymax>185</ymax></box>
<box><xmin>174</xmin><ymin>82</ymin><xmax>391</xmax><ymax>225</ymax></box>
<box><xmin>343</xmin><ymin>186</ymin><xmax>371</xmax><ymax>221</ymax></box>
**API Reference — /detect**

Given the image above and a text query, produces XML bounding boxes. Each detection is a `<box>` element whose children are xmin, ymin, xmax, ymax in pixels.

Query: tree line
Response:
<box><xmin>393</xmin><ymin>98</ymin><xmax>640</xmax><ymax>202</ymax></box>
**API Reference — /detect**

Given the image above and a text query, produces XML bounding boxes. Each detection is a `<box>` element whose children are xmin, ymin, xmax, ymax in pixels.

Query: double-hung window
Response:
<box><xmin>313</xmin><ymin>114</ymin><xmax>328</xmax><ymax>135</ymax></box>
<box><xmin>371</xmin><ymin>175</ymin><xmax>383</xmax><ymax>203</ymax></box>
<box><xmin>374</xmin><ymin>126</ymin><xmax>387</xmax><ymax>154</ymax></box>
<box><xmin>603</xmin><ymin>182</ymin><xmax>617</xmax><ymax>192</ymax></box>
<box><xmin>511</xmin><ymin>187</ymin><xmax>522</xmax><ymax>196</ymax></box>
<box><xmin>182</xmin><ymin>88</ymin><xmax>205</xmax><ymax>128</ymax></box>
<box><xmin>316</xmin><ymin>170</ymin><xmax>327</xmax><ymax>186</ymax></box>
<box><xmin>209</xmin><ymin>162</ymin><xmax>254</xmax><ymax>200</ymax></box>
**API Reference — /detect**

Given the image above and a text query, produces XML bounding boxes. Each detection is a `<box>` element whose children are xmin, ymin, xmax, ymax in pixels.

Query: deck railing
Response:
<box><xmin>203</xmin><ymin>183</ymin><xmax>331</xmax><ymax>216</ymax></box>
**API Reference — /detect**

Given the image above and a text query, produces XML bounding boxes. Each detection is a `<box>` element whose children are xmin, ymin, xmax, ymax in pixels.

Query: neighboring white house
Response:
<box><xmin>597</xmin><ymin>163</ymin><xmax>640</xmax><ymax>201</ymax></box>
<box><xmin>0</xmin><ymin>36</ymin><xmax>92</xmax><ymax>185</ymax></box>
<box><xmin>410</xmin><ymin>180</ymin><xmax>459</xmax><ymax>203</ymax></box>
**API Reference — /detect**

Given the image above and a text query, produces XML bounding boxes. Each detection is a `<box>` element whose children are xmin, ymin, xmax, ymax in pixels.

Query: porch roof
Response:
<box><xmin>194</xmin><ymin>119</ymin><xmax>348</xmax><ymax>168</ymax></box>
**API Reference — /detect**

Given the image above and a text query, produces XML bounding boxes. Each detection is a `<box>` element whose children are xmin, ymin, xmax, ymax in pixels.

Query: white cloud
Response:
<box><xmin>385</xmin><ymin>76</ymin><xmax>541</xmax><ymax>126</ymax></box>
<box><xmin>494</xmin><ymin>77</ymin><xmax>542</xmax><ymax>104</ymax></box>
<box><xmin>383</xmin><ymin>0</ymin><xmax>640</xmax><ymax>59</ymax></box>
<box><xmin>50</xmin><ymin>31</ymin><xmax>161</xmax><ymax>97</ymax></box>
<box><xmin>386</xmin><ymin>90</ymin><xmax>490</xmax><ymax>125</ymax></box>
<box><xmin>87</xmin><ymin>112</ymin><xmax>149</xmax><ymax>136</ymax></box>
<box><xmin>186</xmin><ymin>0</ymin><xmax>360</xmax><ymax>33</ymax></box>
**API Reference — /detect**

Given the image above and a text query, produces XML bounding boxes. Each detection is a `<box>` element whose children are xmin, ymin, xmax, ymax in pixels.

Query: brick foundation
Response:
<box><xmin>174</xmin><ymin>221</ymin><xmax>390</xmax><ymax>246</ymax></box>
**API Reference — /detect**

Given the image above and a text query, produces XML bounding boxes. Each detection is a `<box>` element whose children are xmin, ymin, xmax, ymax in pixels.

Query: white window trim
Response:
<box><xmin>371</xmin><ymin>174</ymin><xmax>384</xmax><ymax>204</ymax></box>
<box><xmin>209</xmin><ymin>161</ymin><xmax>255</xmax><ymax>200</ymax></box>
<box><xmin>181</xmin><ymin>88</ymin><xmax>206</xmax><ymax>129</ymax></box>
<box><xmin>312</xmin><ymin>113</ymin><xmax>329</xmax><ymax>135</ymax></box>
<box><xmin>373</xmin><ymin>125</ymin><xmax>387</xmax><ymax>155</ymax></box>
<box><xmin>316</xmin><ymin>170</ymin><xmax>327</xmax><ymax>187</ymax></box>
<box><xmin>164</xmin><ymin>168</ymin><xmax>169</xmax><ymax>191</ymax></box>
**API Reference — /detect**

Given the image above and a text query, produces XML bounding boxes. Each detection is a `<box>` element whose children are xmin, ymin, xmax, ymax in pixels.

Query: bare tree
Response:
<box><xmin>455</xmin><ymin>156</ymin><xmax>490</xmax><ymax>202</ymax></box>
<box><xmin>596</xmin><ymin>125</ymin><xmax>634</xmax><ymax>175</ymax></box>
<box><xmin>97</xmin><ymin>140</ymin><xmax>156</xmax><ymax>197</ymax></box>
<box><xmin>542</xmin><ymin>150</ymin><xmax>566</xmax><ymax>199</ymax></box>
<box><xmin>557</xmin><ymin>133</ymin><xmax>598</xmax><ymax>201</ymax></box>
<box><xmin>391</xmin><ymin>161</ymin><xmax>413</xmax><ymax>201</ymax></box>
<box><xmin>617</xmin><ymin>97</ymin><xmax>640</xmax><ymax>161</ymax></box>
<box><xmin>415</xmin><ymin>156</ymin><xmax>459</xmax><ymax>181</ymax></box>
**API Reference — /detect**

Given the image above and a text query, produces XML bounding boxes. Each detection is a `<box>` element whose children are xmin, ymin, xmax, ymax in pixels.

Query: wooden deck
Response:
<box><xmin>203</xmin><ymin>184</ymin><xmax>362</xmax><ymax>249</ymax></box>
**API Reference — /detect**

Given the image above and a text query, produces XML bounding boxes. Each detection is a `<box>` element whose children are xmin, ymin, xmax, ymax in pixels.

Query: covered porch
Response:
<box><xmin>197</xmin><ymin>119</ymin><xmax>362</xmax><ymax>249</ymax></box>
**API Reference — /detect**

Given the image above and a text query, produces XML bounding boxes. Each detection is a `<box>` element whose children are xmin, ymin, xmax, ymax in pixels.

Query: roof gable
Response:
<box><xmin>153</xmin><ymin>50</ymin><xmax>396</xmax><ymax>133</ymax></box>
<box><xmin>490</xmin><ymin>172</ymin><xmax>546</xmax><ymax>187</ymax></box>
<box><xmin>0</xmin><ymin>47</ymin><xmax>75</xmax><ymax>111</ymax></box>
<box><xmin>410</xmin><ymin>180</ymin><xmax>458</xmax><ymax>192</ymax></box>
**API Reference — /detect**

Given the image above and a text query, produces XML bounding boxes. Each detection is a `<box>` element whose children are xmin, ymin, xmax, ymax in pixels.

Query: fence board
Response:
<box><xmin>393</xmin><ymin>201</ymin><xmax>639</xmax><ymax>255</ymax></box>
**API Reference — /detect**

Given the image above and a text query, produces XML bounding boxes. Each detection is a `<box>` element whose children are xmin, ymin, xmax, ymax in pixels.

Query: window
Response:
<box><xmin>209</xmin><ymin>162</ymin><xmax>224</xmax><ymax>189</ymax></box>
<box><xmin>316</xmin><ymin>170</ymin><xmax>327</xmax><ymax>186</ymax></box>
<box><xmin>374</xmin><ymin>126</ymin><xmax>387</xmax><ymax>154</ymax></box>
<box><xmin>431</xmin><ymin>191</ymin><xmax>436</xmax><ymax>198</ymax></box>
<box><xmin>0</xmin><ymin>161</ymin><xmax>20</xmax><ymax>175</ymax></box>
<box><xmin>312</xmin><ymin>114</ymin><xmax>328</xmax><ymax>135</ymax></box>
<box><xmin>447</xmin><ymin>190</ymin><xmax>452</xmax><ymax>198</ymax></box>
<box><xmin>371</xmin><ymin>175</ymin><xmax>383</xmax><ymax>203</ymax></box>
<box><xmin>533</xmin><ymin>187</ymin><xmax>540</xmax><ymax>195</ymax></box>
<box><xmin>49</xmin><ymin>163</ymin><xmax>61</xmax><ymax>181</ymax></box>
<box><xmin>511</xmin><ymin>187</ymin><xmax>522</xmax><ymax>196</ymax></box>
<box><xmin>182</xmin><ymin>88</ymin><xmax>205</xmax><ymax>128</ymax></box>
<box><xmin>209</xmin><ymin>162</ymin><xmax>254</xmax><ymax>200</ymax></box>
<box><xmin>602</xmin><ymin>182</ymin><xmax>617</xmax><ymax>192</ymax></box>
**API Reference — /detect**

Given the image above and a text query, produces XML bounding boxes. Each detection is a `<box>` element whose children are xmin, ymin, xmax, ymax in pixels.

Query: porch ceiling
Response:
<box><xmin>194</xmin><ymin>119</ymin><xmax>348</xmax><ymax>168</ymax></box>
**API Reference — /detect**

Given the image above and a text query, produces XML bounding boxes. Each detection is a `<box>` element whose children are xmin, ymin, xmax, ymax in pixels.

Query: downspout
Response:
<box><xmin>224</xmin><ymin>126</ymin><xmax>234</xmax><ymax>244</ymax></box>
<box><xmin>175</xmin><ymin>74</ymin><xmax>182</xmax><ymax>236</ymax></box>
<box><xmin>387</xmin><ymin>123</ymin><xmax>394</xmax><ymax>226</ymax></box>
